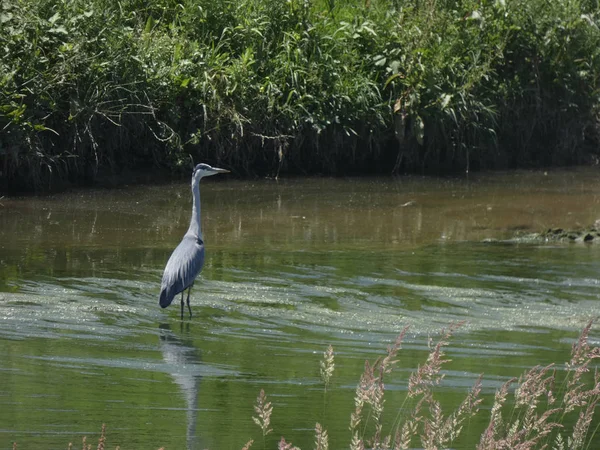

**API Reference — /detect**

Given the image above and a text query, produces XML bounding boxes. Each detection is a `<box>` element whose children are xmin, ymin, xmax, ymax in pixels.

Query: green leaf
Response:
<box><xmin>285</xmin><ymin>89</ymin><xmax>296</xmax><ymax>105</ymax></box>
<box><xmin>59</xmin><ymin>43</ymin><xmax>74</xmax><ymax>52</ymax></box>
<box><xmin>441</xmin><ymin>94</ymin><xmax>452</xmax><ymax>109</ymax></box>
<box><xmin>373</xmin><ymin>55</ymin><xmax>386</xmax><ymax>67</ymax></box>
<box><xmin>0</xmin><ymin>12</ymin><xmax>13</xmax><ymax>23</ymax></box>
<box><xmin>49</xmin><ymin>12</ymin><xmax>60</xmax><ymax>24</ymax></box>
<box><xmin>388</xmin><ymin>60</ymin><xmax>401</xmax><ymax>74</ymax></box>
<box><xmin>49</xmin><ymin>26</ymin><xmax>68</xmax><ymax>35</ymax></box>
<box><xmin>34</xmin><ymin>124</ymin><xmax>59</xmax><ymax>135</ymax></box>
<box><xmin>384</xmin><ymin>73</ymin><xmax>403</xmax><ymax>89</ymax></box>
<box><xmin>468</xmin><ymin>10</ymin><xmax>482</xmax><ymax>21</ymax></box>
<box><xmin>144</xmin><ymin>16</ymin><xmax>155</xmax><ymax>34</ymax></box>
<box><xmin>359</xmin><ymin>24</ymin><xmax>376</xmax><ymax>36</ymax></box>
<box><xmin>180</xmin><ymin>78</ymin><xmax>191</xmax><ymax>88</ymax></box>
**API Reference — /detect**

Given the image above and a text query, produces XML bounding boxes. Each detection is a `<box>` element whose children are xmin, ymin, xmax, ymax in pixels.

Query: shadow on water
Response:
<box><xmin>158</xmin><ymin>323</ymin><xmax>203</xmax><ymax>450</ymax></box>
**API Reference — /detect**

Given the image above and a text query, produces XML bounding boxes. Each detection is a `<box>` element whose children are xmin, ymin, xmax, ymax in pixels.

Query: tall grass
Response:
<box><xmin>9</xmin><ymin>322</ymin><xmax>599</xmax><ymax>448</ymax></box>
<box><xmin>1</xmin><ymin>0</ymin><xmax>600</xmax><ymax>191</ymax></box>
<box><xmin>249</xmin><ymin>320</ymin><xmax>599</xmax><ymax>450</ymax></box>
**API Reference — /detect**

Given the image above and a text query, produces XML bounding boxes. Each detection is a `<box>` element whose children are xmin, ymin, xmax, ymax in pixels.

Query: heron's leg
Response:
<box><xmin>186</xmin><ymin>287</ymin><xmax>193</xmax><ymax>319</ymax></box>
<box><xmin>180</xmin><ymin>291</ymin><xmax>184</xmax><ymax>320</ymax></box>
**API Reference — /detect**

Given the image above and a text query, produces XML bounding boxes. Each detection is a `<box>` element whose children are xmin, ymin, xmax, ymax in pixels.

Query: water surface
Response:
<box><xmin>1</xmin><ymin>168</ymin><xmax>599</xmax><ymax>449</ymax></box>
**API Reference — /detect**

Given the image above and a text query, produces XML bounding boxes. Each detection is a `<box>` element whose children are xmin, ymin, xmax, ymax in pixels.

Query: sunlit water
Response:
<box><xmin>1</xmin><ymin>168</ymin><xmax>599</xmax><ymax>449</ymax></box>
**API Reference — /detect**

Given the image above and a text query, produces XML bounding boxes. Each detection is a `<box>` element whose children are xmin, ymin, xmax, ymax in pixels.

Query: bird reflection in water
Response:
<box><xmin>159</xmin><ymin>323</ymin><xmax>204</xmax><ymax>450</ymax></box>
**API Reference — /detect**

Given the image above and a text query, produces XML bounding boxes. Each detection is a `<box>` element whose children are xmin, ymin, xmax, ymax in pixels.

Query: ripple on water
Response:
<box><xmin>1</xmin><ymin>256</ymin><xmax>597</xmax><ymax>346</ymax></box>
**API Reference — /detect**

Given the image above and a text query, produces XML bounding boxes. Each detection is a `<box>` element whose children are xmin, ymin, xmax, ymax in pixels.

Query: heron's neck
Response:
<box><xmin>187</xmin><ymin>179</ymin><xmax>203</xmax><ymax>241</ymax></box>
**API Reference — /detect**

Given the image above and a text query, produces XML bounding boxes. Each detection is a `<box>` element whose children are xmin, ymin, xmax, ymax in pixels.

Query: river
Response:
<box><xmin>1</xmin><ymin>168</ymin><xmax>599</xmax><ymax>449</ymax></box>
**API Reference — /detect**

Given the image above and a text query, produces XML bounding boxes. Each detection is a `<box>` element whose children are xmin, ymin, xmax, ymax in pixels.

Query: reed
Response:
<box><xmin>253</xmin><ymin>388</ymin><xmax>274</xmax><ymax>438</ymax></box>
<box><xmin>249</xmin><ymin>320</ymin><xmax>599</xmax><ymax>450</ymax></box>
<box><xmin>320</xmin><ymin>344</ymin><xmax>335</xmax><ymax>393</ymax></box>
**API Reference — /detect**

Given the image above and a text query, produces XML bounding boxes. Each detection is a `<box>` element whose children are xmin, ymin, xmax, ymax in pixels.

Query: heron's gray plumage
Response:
<box><xmin>159</xmin><ymin>163</ymin><xmax>229</xmax><ymax>319</ymax></box>
<box><xmin>159</xmin><ymin>236</ymin><xmax>205</xmax><ymax>308</ymax></box>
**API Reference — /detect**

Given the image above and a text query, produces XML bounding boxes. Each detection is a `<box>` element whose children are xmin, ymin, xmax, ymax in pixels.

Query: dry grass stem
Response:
<box><xmin>314</xmin><ymin>423</ymin><xmax>329</xmax><ymax>450</ymax></box>
<box><xmin>395</xmin><ymin>417</ymin><xmax>419</xmax><ymax>450</ymax></box>
<box><xmin>571</xmin><ymin>397</ymin><xmax>599</xmax><ymax>449</ymax></box>
<box><xmin>253</xmin><ymin>389</ymin><xmax>273</xmax><ymax>437</ymax></box>
<box><xmin>349</xmin><ymin>432</ymin><xmax>365</xmax><ymax>450</ymax></box>
<box><xmin>441</xmin><ymin>374</ymin><xmax>484</xmax><ymax>444</ymax></box>
<box><xmin>350</xmin><ymin>327</ymin><xmax>410</xmax><ymax>448</ymax></box>
<box><xmin>241</xmin><ymin>439</ymin><xmax>254</xmax><ymax>450</ymax></box>
<box><xmin>408</xmin><ymin>321</ymin><xmax>464</xmax><ymax>397</ymax></box>
<box><xmin>320</xmin><ymin>345</ymin><xmax>335</xmax><ymax>391</ymax></box>
<box><xmin>477</xmin><ymin>320</ymin><xmax>600</xmax><ymax>449</ymax></box>
<box><xmin>97</xmin><ymin>423</ymin><xmax>106</xmax><ymax>450</ymax></box>
<box><xmin>478</xmin><ymin>377</ymin><xmax>515</xmax><ymax>449</ymax></box>
<box><xmin>278</xmin><ymin>437</ymin><xmax>300</xmax><ymax>450</ymax></box>
<box><xmin>382</xmin><ymin>326</ymin><xmax>409</xmax><ymax>374</ymax></box>
<box><xmin>564</xmin><ymin>320</ymin><xmax>600</xmax><ymax>413</ymax></box>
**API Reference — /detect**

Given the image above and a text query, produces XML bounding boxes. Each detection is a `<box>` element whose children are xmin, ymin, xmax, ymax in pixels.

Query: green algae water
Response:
<box><xmin>1</xmin><ymin>168</ymin><xmax>599</xmax><ymax>449</ymax></box>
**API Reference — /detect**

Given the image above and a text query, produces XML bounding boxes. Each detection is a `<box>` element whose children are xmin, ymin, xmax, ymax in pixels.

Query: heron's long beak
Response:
<box><xmin>214</xmin><ymin>168</ymin><xmax>230</xmax><ymax>174</ymax></box>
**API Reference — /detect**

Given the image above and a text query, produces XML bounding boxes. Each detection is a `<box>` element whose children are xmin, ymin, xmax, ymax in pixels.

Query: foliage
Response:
<box><xmin>1</xmin><ymin>0</ymin><xmax>600</xmax><ymax>191</ymax></box>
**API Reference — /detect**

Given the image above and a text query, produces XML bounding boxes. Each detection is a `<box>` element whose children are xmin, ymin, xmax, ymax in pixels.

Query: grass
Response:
<box><xmin>2</xmin><ymin>0</ymin><xmax>600</xmax><ymax>192</ymax></box>
<box><xmin>245</xmin><ymin>320</ymin><xmax>599</xmax><ymax>450</ymax></box>
<box><xmin>9</xmin><ymin>321</ymin><xmax>599</xmax><ymax>449</ymax></box>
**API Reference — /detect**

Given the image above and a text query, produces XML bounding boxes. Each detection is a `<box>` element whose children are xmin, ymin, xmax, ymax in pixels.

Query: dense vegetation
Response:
<box><xmin>1</xmin><ymin>0</ymin><xmax>600</xmax><ymax>191</ymax></box>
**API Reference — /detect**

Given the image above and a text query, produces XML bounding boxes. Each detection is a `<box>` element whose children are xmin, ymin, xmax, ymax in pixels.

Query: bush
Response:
<box><xmin>1</xmin><ymin>0</ymin><xmax>600</xmax><ymax>191</ymax></box>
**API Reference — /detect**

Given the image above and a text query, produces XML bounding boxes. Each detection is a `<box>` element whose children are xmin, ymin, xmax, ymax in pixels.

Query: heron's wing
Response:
<box><xmin>159</xmin><ymin>236</ymin><xmax>205</xmax><ymax>308</ymax></box>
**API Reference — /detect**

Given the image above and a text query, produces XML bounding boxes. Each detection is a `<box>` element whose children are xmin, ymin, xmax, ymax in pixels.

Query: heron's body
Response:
<box><xmin>159</xmin><ymin>235</ymin><xmax>205</xmax><ymax>308</ymax></box>
<box><xmin>159</xmin><ymin>163</ymin><xmax>229</xmax><ymax>319</ymax></box>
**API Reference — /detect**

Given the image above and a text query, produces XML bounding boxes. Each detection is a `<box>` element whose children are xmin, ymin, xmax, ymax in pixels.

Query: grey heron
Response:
<box><xmin>159</xmin><ymin>163</ymin><xmax>230</xmax><ymax>319</ymax></box>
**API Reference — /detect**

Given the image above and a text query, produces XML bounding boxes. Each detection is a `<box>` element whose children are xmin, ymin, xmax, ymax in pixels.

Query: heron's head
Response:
<box><xmin>192</xmin><ymin>163</ymin><xmax>230</xmax><ymax>183</ymax></box>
